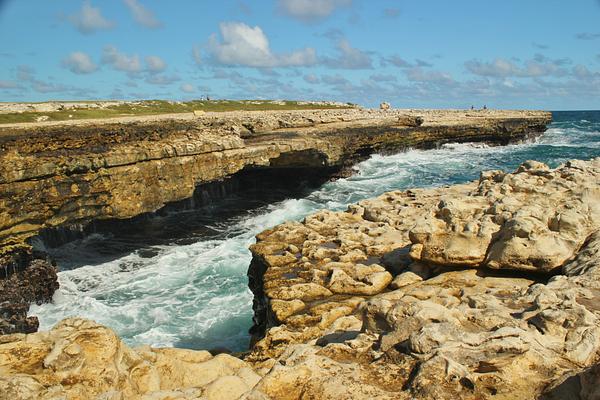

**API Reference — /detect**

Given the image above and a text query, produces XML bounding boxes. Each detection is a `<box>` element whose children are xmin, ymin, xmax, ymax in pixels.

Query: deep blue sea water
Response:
<box><xmin>30</xmin><ymin>110</ymin><xmax>600</xmax><ymax>351</ymax></box>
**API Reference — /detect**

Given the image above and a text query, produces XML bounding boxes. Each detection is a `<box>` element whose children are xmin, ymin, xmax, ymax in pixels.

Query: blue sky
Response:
<box><xmin>1</xmin><ymin>0</ymin><xmax>599</xmax><ymax>109</ymax></box>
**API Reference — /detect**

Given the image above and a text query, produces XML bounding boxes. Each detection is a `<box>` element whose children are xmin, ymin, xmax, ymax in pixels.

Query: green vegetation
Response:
<box><xmin>0</xmin><ymin>100</ymin><xmax>355</xmax><ymax>124</ymax></box>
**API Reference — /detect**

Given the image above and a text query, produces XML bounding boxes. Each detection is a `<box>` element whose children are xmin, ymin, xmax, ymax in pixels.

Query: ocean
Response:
<box><xmin>30</xmin><ymin>110</ymin><xmax>600</xmax><ymax>352</ymax></box>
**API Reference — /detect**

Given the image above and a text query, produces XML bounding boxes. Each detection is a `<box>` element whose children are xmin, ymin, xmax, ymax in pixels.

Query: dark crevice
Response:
<box><xmin>32</xmin><ymin>165</ymin><xmax>340</xmax><ymax>270</ymax></box>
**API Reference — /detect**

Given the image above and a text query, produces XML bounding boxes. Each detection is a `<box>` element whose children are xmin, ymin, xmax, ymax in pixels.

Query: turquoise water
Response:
<box><xmin>30</xmin><ymin>111</ymin><xmax>600</xmax><ymax>351</ymax></box>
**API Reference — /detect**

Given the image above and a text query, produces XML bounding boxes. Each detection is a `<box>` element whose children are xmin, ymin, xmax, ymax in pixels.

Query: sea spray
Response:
<box><xmin>31</xmin><ymin>111</ymin><xmax>600</xmax><ymax>351</ymax></box>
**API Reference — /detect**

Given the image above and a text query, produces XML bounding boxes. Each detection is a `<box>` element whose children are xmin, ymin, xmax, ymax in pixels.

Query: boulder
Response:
<box><xmin>397</xmin><ymin>115</ymin><xmax>424</xmax><ymax>126</ymax></box>
<box><xmin>0</xmin><ymin>318</ymin><xmax>261</xmax><ymax>400</ymax></box>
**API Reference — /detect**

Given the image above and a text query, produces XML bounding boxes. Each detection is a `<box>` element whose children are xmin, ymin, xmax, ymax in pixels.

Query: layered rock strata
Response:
<box><xmin>3</xmin><ymin>158</ymin><xmax>600</xmax><ymax>400</ymax></box>
<box><xmin>3</xmin><ymin>156</ymin><xmax>600</xmax><ymax>399</ymax></box>
<box><xmin>0</xmin><ymin>108</ymin><xmax>550</xmax><ymax>334</ymax></box>
<box><xmin>0</xmin><ymin>109</ymin><xmax>550</xmax><ymax>250</ymax></box>
<box><xmin>246</xmin><ymin>157</ymin><xmax>600</xmax><ymax>399</ymax></box>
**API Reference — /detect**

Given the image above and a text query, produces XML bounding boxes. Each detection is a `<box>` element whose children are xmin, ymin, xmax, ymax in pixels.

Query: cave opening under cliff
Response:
<box><xmin>33</xmin><ymin>165</ymin><xmax>341</xmax><ymax>271</ymax></box>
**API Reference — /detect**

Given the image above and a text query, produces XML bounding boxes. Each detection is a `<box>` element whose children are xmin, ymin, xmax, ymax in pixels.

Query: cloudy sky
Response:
<box><xmin>1</xmin><ymin>0</ymin><xmax>599</xmax><ymax>109</ymax></box>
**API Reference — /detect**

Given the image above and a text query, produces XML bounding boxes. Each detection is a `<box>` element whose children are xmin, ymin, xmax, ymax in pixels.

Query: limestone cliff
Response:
<box><xmin>3</xmin><ymin>158</ymin><xmax>600</xmax><ymax>400</ymax></box>
<box><xmin>0</xmin><ymin>109</ymin><xmax>550</xmax><ymax>250</ymax></box>
<box><xmin>0</xmin><ymin>108</ymin><xmax>550</xmax><ymax>335</ymax></box>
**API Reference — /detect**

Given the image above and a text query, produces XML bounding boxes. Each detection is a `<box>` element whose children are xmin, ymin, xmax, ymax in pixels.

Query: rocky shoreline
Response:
<box><xmin>1</xmin><ymin>157</ymin><xmax>599</xmax><ymax>399</ymax></box>
<box><xmin>246</xmin><ymin>157</ymin><xmax>600</xmax><ymax>399</ymax></box>
<box><xmin>0</xmin><ymin>108</ymin><xmax>550</xmax><ymax>336</ymax></box>
<box><xmin>1</xmin><ymin>108</ymin><xmax>576</xmax><ymax>399</ymax></box>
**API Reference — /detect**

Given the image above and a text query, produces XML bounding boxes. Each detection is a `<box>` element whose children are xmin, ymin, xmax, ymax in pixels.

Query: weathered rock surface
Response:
<box><xmin>0</xmin><ymin>318</ymin><xmax>263</xmax><ymax>400</ymax></box>
<box><xmin>542</xmin><ymin>362</ymin><xmax>600</xmax><ymax>400</ymax></box>
<box><xmin>0</xmin><ymin>108</ymin><xmax>550</xmax><ymax>334</ymax></box>
<box><xmin>0</xmin><ymin>108</ymin><xmax>550</xmax><ymax>250</ymax></box>
<box><xmin>3</xmin><ymin>157</ymin><xmax>600</xmax><ymax>399</ymax></box>
<box><xmin>246</xmin><ymin>158</ymin><xmax>600</xmax><ymax>399</ymax></box>
<box><xmin>0</xmin><ymin>248</ymin><xmax>58</xmax><ymax>335</ymax></box>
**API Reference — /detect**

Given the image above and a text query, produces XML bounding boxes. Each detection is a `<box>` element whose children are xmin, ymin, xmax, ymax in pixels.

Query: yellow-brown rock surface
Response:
<box><xmin>3</xmin><ymin>109</ymin><xmax>580</xmax><ymax>400</ymax></box>
<box><xmin>0</xmin><ymin>108</ymin><xmax>551</xmax><ymax>250</ymax></box>
<box><xmin>245</xmin><ymin>158</ymin><xmax>600</xmax><ymax>399</ymax></box>
<box><xmin>0</xmin><ymin>318</ymin><xmax>262</xmax><ymax>400</ymax></box>
<box><xmin>0</xmin><ymin>108</ymin><xmax>551</xmax><ymax>335</ymax></box>
<box><xmin>2</xmin><ymin>158</ymin><xmax>600</xmax><ymax>399</ymax></box>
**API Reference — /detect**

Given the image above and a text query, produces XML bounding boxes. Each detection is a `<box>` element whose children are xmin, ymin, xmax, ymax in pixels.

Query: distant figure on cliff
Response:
<box><xmin>483</xmin><ymin>105</ymin><xmax>487</xmax><ymax>110</ymax></box>
<box><xmin>471</xmin><ymin>105</ymin><xmax>474</xmax><ymax>110</ymax></box>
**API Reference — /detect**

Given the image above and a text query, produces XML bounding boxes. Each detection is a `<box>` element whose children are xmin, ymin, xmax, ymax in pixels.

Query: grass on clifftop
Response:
<box><xmin>0</xmin><ymin>100</ymin><xmax>356</xmax><ymax>124</ymax></box>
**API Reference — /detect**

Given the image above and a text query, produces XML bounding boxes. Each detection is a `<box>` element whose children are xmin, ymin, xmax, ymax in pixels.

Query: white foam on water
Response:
<box><xmin>31</xmin><ymin>117</ymin><xmax>600</xmax><ymax>351</ymax></box>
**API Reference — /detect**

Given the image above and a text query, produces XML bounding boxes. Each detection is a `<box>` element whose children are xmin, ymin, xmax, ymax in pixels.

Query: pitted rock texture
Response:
<box><xmin>0</xmin><ymin>108</ymin><xmax>550</xmax><ymax>335</ymax></box>
<box><xmin>245</xmin><ymin>158</ymin><xmax>600</xmax><ymax>399</ymax></box>
<box><xmin>409</xmin><ymin>159</ymin><xmax>600</xmax><ymax>272</ymax></box>
<box><xmin>0</xmin><ymin>318</ymin><xmax>263</xmax><ymax>400</ymax></box>
<box><xmin>0</xmin><ymin>249</ymin><xmax>58</xmax><ymax>335</ymax></box>
<box><xmin>3</xmin><ymin>158</ymin><xmax>600</xmax><ymax>399</ymax></box>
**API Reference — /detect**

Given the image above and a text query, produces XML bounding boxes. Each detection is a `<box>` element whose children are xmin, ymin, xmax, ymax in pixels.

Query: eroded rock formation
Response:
<box><xmin>0</xmin><ymin>247</ymin><xmax>57</xmax><ymax>335</ymax></box>
<box><xmin>0</xmin><ymin>108</ymin><xmax>551</xmax><ymax>335</ymax></box>
<box><xmin>0</xmin><ymin>109</ymin><xmax>550</xmax><ymax>250</ymax></box>
<box><xmin>3</xmin><ymin>158</ymin><xmax>600</xmax><ymax>399</ymax></box>
<box><xmin>245</xmin><ymin>158</ymin><xmax>600</xmax><ymax>399</ymax></box>
<box><xmin>0</xmin><ymin>318</ymin><xmax>263</xmax><ymax>399</ymax></box>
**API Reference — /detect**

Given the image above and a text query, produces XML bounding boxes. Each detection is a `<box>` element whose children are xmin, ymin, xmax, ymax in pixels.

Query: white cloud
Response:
<box><xmin>575</xmin><ymin>32</ymin><xmax>600</xmax><ymax>40</ymax></box>
<box><xmin>145</xmin><ymin>74</ymin><xmax>180</xmax><ymax>85</ymax></box>
<box><xmin>384</xmin><ymin>55</ymin><xmax>411</xmax><ymax>68</ymax></box>
<box><xmin>321</xmin><ymin>74</ymin><xmax>350</xmax><ymax>85</ymax></box>
<box><xmin>0</xmin><ymin>80</ymin><xmax>20</xmax><ymax>89</ymax></box>
<box><xmin>68</xmin><ymin>1</ymin><xmax>114</xmax><ymax>34</ymax></box>
<box><xmin>192</xmin><ymin>45</ymin><xmax>202</xmax><ymax>66</ymax></box>
<box><xmin>370</xmin><ymin>73</ymin><xmax>397</xmax><ymax>82</ymax></box>
<box><xmin>16</xmin><ymin>65</ymin><xmax>34</xmax><ymax>81</ymax></box>
<box><xmin>102</xmin><ymin>45</ymin><xmax>142</xmax><ymax>73</ymax></box>
<box><xmin>123</xmin><ymin>0</ymin><xmax>162</xmax><ymax>28</ymax></box>
<box><xmin>180</xmin><ymin>83</ymin><xmax>196</xmax><ymax>93</ymax></box>
<box><xmin>405</xmin><ymin>67</ymin><xmax>454</xmax><ymax>84</ymax></box>
<box><xmin>207</xmin><ymin>22</ymin><xmax>317</xmax><ymax>67</ymax></box>
<box><xmin>62</xmin><ymin>52</ymin><xmax>98</xmax><ymax>74</ymax></box>
<box><xmin>322</xmin><ymin>39</ymin><xmax>372</xmax><ymax>69</ymax></box>
<box><xmin>383</xmin><ymin>8</ymin><xmax>400</xmax><ymax>18</ymax></box>
<box><xmin>145</xmin><ymin>55</ymin><xmax>166</xmax><ymax>73</ymax></box>
<box><xmin>465</xmin><ymin>57</ymin><xmax>569</xmax><ymax>78</ymax></box>
<box><xmin>32</xmin><ymin>81</ymin><xmax>68</xmax><ymax>93</ymax></box>
<box><xmin>277</xmin><ymin>0</ymin><xmax>351</xmax><ymax>22</ymax></box>
<box><xmin>465</xmin><ymin>58</ymin><xmax>520</xmax><ymax>78</ymax></box>
<box><xmin>573</xmin><ymin>65</ymin><xmax>600</xmax><ymax>81</ymax></box>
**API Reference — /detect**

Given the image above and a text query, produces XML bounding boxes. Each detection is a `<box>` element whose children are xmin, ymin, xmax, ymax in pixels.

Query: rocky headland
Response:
<box><xmin>0</xmin><ymin>108</ymin><xmax>550</xmax><ymax>336</ymax></box>
<box><xmin>246</xmin><ymin>157</ymin><xmax>600</xmax><ymax>399</ymax></box>
<box><xmin>1</xmin><ymin>156</ymin><xmax>599</xmax><ymax>399</ymax></box>
<box><xmin>1</xmin><ymin>107</ymin><xmax>577</xmax><ymax>399</ymax></box>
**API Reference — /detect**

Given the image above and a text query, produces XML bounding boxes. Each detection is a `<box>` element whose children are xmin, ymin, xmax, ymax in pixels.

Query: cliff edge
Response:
<box><xmin>2</xmin><ymin>157</ymin><xmax>600</xmax><ymax>400</ymax></box>
<box><xmin>0</xmin><ymin>108</ymin><xmax>550</xmax><ymax>335</ymax></box>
